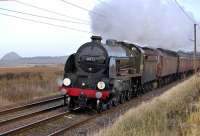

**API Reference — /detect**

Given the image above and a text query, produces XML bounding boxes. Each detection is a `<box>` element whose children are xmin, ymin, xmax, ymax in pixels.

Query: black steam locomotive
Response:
<box><xmin>60</xmin><ymin>36</ymin><xmax>199</xmax><ymax>112</ymax></box>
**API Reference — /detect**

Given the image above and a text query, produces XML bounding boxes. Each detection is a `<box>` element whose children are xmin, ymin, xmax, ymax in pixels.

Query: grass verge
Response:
<box><xmin>0</xmin><ymin>66</ymin><xmax>63</xmax><ymax>106</ymax></box>
<box><xmin>180</xmin><ymin>96</ymin><xmax>200</xmax><ymax>136</ymax></box>
<box><xmin>97</xmin><ymin>75</ymin><xmax>200</xmax><ymax>136</ymax></box>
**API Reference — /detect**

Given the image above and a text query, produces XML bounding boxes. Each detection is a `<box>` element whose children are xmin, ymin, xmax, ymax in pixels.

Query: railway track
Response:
<box><xmin>0</xmin><ymin>99</ymin><xmax>111</xmax><ymax>136</ymax></box>
<box><xmin>0</xmin><ymin>112</ymin><xmax>69</xmax><ymax>136</ymax></box>
<box><xmin>0</xmin><ymin>104</ymin><xmax>63</xmax><ymax>127</ymax></box>
<box><xmin>0</xmin><ymin>107</ymin><xmax>102</xmax><ymax>136</ymax></box>
<box><xmin>0</xmin><ymin>94</ymin><xmax>63</xmax><ymax>115</ymax></box>
<box><xmin>47</xmin><ymin>78</ymin><xmax>189</xmax><ymax>136</ymax></box>
<box><xmin>47</xmin><ymin>113</ymin><xmax>99</xmax><ymax>136</ymax></box>
<box><xmin>46</xmin><ymin>94</ymin><xmax>147</xmax><ymax>136</ymax></box>
<box><xmin>0</xmin><ymin>78</ymin><xmax>188</xmax><ymax>136</ymax></box>
<box><xmin>46</xmin><ymin>108</ymin><xmax>119</xmax><ymax>136</ymax></box>
<box><xmin>47</xmin><ymin>89</ymin><xmax>161</xmax><ymax>136</ymax></box>
<box><xmin>0</xmin><ymin>80</ymin><xmax>174</xmax><ymax>136</ymax></box>
<box><xmin>0</xmin><ymin>95</ymin><xmax>64</xmax><ymax>135</ymax></box>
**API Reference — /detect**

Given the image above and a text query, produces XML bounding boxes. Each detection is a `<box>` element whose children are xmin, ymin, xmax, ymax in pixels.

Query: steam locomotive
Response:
<box><xmin>60</xmin><ymin>36</ymin><xmax>200</xmax><ymax>112</ymax></box>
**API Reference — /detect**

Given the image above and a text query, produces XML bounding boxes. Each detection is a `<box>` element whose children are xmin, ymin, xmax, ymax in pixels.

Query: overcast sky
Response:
<box><xmin>0</xmin><ymin>0</ymin><xmax>199</xmax><ymax>59</ymax></box>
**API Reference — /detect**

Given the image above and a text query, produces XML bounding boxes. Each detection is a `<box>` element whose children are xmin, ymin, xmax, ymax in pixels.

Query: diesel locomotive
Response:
<box><xmin>60</xmin><ymin>36</ymin><xmax>200</xmax><ymax>112</ymax></box>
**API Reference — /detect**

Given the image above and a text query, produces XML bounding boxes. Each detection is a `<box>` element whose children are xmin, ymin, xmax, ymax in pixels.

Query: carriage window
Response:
<box><xmin>145</xmin><ymin>55</ymin><xmax>157</xmax><ymax>61</ymax></box>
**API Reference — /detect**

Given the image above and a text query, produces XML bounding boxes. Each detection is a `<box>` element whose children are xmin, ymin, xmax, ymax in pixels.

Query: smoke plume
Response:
<box><xmin>90</xmin><ymin>0</ymin><xmax>195</xmax><ymax>51</ymax></box>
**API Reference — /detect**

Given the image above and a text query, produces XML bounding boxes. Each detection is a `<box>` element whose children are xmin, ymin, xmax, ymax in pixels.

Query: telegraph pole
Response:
<box><xmin>194</xmin><ymin>24</ymin><xmax>197</xmax><ymax>74</ymax></box>
<box><xmin>174</xmin><ymin>0</ymin><xmax>198</xmax><ymax>74</ymax></box>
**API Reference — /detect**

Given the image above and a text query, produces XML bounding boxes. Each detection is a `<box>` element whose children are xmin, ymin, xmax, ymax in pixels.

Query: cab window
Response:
<box><xmin>109</xmin><ymin>58</ymin><xmax>117</xmax><ymax>78</ymax></box>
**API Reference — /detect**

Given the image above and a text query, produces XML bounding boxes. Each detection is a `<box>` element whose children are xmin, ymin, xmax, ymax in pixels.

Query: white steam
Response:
<box><xmin>90</xmin><ymin>0</ymin><xmax>196</xmax><ymax>51</ymax></box>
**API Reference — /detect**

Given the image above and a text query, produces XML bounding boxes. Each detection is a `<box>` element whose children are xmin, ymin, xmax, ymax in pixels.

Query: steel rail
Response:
<box><xmin>47</xmin><ymin>114</ymin><xmax>99</xmax><ymax>136</ymax></box>
<box><xmin>0</xmin><ymin>104</ymin><xmax>63</xmax><ymax>126</ymax></box>
<box><xmin>0</xmin><ymin>112</ymin><xmax>70</xmax><ymax>136</ymax></box>
<box><xmin>47</xmin><ymin>101</ymin><xmax>132</xmax><ymax>136</ymax></box>
<box><xmin>0</xmin><ymin>94</ymin><xmax>64</xmax><ymax>115</ymax></box>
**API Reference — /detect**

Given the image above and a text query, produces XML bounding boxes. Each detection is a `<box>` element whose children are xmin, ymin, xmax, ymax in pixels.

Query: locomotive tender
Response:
<box><xmin>60</xmin><ymin>36</ymin><xmax>200</xmax><ymax>112</ymax></box>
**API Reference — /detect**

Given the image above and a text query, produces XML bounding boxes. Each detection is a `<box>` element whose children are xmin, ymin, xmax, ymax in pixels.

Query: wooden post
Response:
<box><xmin>194</xmin><ymin>24</ymin><xmax>197</xmax><ymax>74</ymax></box>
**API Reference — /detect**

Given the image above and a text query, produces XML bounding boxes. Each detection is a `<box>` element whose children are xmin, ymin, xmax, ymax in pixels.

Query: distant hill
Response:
<box><xmin>177</xmin><ymin>51</ymin><xmax>200</xmax><ymax>57</ymax></box>
<box><xmin>1</xmin><ymin>52</ymin><xmax>22</xmax><ymax>61</ymax></box>
<box><xmin>0</xmin><ymin>52</ymin><xmax>68</xmax><ymax>67</ymax></box>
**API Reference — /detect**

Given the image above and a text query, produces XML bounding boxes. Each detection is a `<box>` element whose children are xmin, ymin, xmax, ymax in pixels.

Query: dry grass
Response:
<box><xmin>0</xmin><ymin>66</ymin><xmax>64</xmax><ymax>107</ymax></box>
<box><xmin>180</xmin><ymin>98</ymin><xmax>200</xmax><ymax>136</ymax></box>
<box><xmin>97</xmin><ymin>75</ymin><xmax>200</xmax><ymax>136</ymax></box>
<box><xmin>0</xmin><ymin>65</ymin><xmax>63</xmax><ymax>74</ymax></box>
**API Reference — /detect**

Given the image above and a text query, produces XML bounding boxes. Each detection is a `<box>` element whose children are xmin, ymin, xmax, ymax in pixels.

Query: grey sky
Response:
<box><xmin>0</xmin><ymin>0</ymin><xmax>199</xmax><ymax>59</ymax></box>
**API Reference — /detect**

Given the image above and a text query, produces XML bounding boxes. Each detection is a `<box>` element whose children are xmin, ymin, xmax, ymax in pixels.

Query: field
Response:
<box><xmin>97</xmin><ymin>75</ymin><xmax>200</xmax><ymax>136</ymax></box>
<box><xmin>0</xmin><ymin>65</ymin><xmax>64</xmax><ymax>107</ymax></box>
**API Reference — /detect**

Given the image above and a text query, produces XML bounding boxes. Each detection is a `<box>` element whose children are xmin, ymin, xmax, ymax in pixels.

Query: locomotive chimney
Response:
<box><xmin>91</xmin><ymin>35</ymin><xmax>102</xmax><ymax>44</ymax></box>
